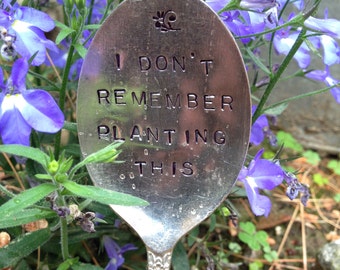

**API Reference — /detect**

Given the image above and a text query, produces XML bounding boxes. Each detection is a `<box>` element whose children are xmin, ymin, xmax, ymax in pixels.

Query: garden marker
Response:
<box><xmin>77</xmin><ymin>0</ymin><xmax>251</xmax><ymax>268</ymax></box>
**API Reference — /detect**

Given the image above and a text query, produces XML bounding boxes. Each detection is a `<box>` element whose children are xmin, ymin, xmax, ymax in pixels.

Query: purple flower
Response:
<box><xmin>314</xmin><ymin>35</ymin><xmax>340</xmax><ymax>66</ymax></box>
<box><xmin>206</xmin><ymin>0</ymin><xmax>230</xmax><ymax>13</ymax></box>
<box><xmin>284</xmin><ymin>171</ymin><xmax>310</xmax><ymax>206</ymax></box>
<box><xmin>0</xmin><ymin>58</ymin><xmax>64</xmax><ymax>146</ymax></box>
<box><xmin>250</xmin><ymin>106</ymin><xmax>277</xmax><ymax>146</ymax></box>
<box><xmin>306</xmin><ymin>66</ymin><xmax>340</xmax><ymax>103</ymax></box>
<box><xmin>103</xmin><ymin>236</ymin><xmax>137</xmax><ymax>270</ymax></box>
<box><xmin>239</xmin><ymin>0</ymin><xmax>278</xmax><ymax>11</ymax></box>
<box><xmin>304</xmin><ymin>15</ymin><xmax>340</xmax><ymax>40</ymax></box>
<box><xmin>238</xmin><ymin>149</ymin><xmax>285</xmax><ymax>217</ymax></box>
<box><xmin>0</xmin><ymin>6</ymin><xmax>58</xmax><ymax>65</ymax></box>
<box><xmin>273</xmin><ymin>17</ymin><xmax>313</xmax><ymax>69</ymax></box>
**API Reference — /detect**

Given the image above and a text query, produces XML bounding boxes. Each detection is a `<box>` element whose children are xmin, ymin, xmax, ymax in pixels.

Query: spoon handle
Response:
<box><xmin>147</xmin><ymin>248</ymin><xmax>172</xmax><ymax>270</ymax></box>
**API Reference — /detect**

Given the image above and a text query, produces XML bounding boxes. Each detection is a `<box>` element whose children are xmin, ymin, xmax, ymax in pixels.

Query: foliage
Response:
<box><xmin>0</xmin><ymin>0</ymin><xmax>339</xmax><ymax>269</ymax></box>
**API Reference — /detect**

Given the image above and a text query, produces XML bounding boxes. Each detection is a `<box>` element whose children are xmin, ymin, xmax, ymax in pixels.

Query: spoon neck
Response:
<box><xmin>146</xmin><ymin>247</ymin><xmax>173</xmax><ymax>270</ymax></box>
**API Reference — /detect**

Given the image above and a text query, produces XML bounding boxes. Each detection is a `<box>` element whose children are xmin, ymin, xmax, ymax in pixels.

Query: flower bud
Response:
<box><xmin>75</xmin><ymin>0</ymin><xmax>86</xmax><ymax>14</ymax></box>
<box><xmin>83</xmin><ymin>141</ymin><xmax>124</xmax><ymax>164</ymax></box>
<box><xmin>48</xmin><ymin>160</ymin><xmax>59</xmax><ymax>175</ymax></box>
<box><xmin>55</xmin><ymin>174</ymin><xmax>68</xmax><ymax>183</ymax></box>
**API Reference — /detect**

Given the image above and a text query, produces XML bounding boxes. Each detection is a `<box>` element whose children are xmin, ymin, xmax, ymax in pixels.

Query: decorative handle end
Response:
<box><xmin>147</xmin><ymin>248</ymin><xmax>172</xmax><ymax>270</ymax></box>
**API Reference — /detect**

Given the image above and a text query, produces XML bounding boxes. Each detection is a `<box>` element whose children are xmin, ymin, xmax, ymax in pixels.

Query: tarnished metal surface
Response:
<box><xmin>77</xmin><ymin>0</ymin><xmax>250</xmax><ymax>267</ymax></box>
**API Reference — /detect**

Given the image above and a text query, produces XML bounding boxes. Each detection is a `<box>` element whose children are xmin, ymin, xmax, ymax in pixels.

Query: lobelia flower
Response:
<box><xmin>283</xmin><ymin>170</ymin><xmax>310</xmax><ymax>206</ymax></box>
<box><xmin>0</xmin><ymin>58</ymin><xmax>64</xmax><ymax>146</ymax></box>
<box><xmin>305</xmin><ymin>66</ymin><xmax>340</xmax><ymax>103</ymax></box>
<box><xmin>206</xmin><ymin>0</ymin><xmax>276</xmax><ymax>43</ymax></box>
<box><xmin>272</xmin><ymin>16</ymin><xmax>313</xmax><ymax>69</ymax></box>
<box><xmin>239</xmin><ymin>0</ymin><xmax>278</xmax><ymax>11</ymax></box>
<box><xmin>304</xmin><ymin>13</ymin><xmax>340</xmax><ymax>40</ymax></box>
<box><xmin>0</xmin><ymin>5</ymin><xmax>58</xmax><ymax>66</ymax></box>
<box><xmin>313</xmin><ymin>34</ymin><xmax>340</xmax><ymax>66</ymax></box>
<box><xmin>103</xmin><ymin>236</ymin><xmax>137</xmax><ymax>270</ymax></box>
<box><xmin>250</xmin><ymin>106</ymin><xmax>277</xmax><ymax>146</ymax></box>
<box><xmin>237</xmin><ymin>149</ymin><xmax>285</xmax><ymax>217</ymax></box>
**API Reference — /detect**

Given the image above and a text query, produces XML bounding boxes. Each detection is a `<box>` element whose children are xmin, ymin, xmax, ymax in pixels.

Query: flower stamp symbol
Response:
<box><xmin>153</xmin><ymin>10</ymin><xmax>180</xmax><ymax>32</ymax></box>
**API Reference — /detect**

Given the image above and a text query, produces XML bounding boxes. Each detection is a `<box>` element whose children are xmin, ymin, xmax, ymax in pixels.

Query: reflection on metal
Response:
<box><xmin>147</xmin><ymin>249</ymin><xmax>172</xmax><ymax>270</ymax></box>
<box><xmin>77</xmin><ymin>0</ymin><xmax>251</xmax><ymax>268</ymax></box>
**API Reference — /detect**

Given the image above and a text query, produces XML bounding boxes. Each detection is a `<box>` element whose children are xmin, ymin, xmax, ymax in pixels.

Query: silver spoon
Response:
<box><xmin>77</xmin><ymin>0</ymin><xmax>250</xmax><ymax>268</ymax></box>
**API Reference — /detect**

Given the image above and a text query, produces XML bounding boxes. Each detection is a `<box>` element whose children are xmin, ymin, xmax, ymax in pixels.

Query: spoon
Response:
<box><xmin>77</xmin><ymin>0</ymin><xmax>250</xmax><ymax>268</ymax></box>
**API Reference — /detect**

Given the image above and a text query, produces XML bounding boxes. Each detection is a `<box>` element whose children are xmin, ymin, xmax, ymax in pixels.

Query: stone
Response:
<box><xmin>316</xmin><ymin>239</ymin><xmax>340</xmax><ymax>270</ymax></box>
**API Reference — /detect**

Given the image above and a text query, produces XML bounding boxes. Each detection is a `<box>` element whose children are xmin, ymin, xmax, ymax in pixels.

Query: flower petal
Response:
<box><xmin>0</xmin><ymin>10</ymin><xmax>11</xmax><ymax>28</ymax></box>
<box><xmin>249</xmin><ymin>159</ymin><xmax>284</xmax><ymax>189</ymax></box>
<box><xmin>329</xmin><ymin>85</ymin><xmax>340</xmax><ymax>103</ymax></box>
<box><xmin>11</xmin><ymin>21</ymin><xmax>51</xmax><ymax>65</ymax></box>
<box><xmin>103</xmin><ymin>236</ymin><xmax>119</xmax><ymax>259</ymax></box>
<box><xmin>10</xmin><ymin>58</ymin><xmax>28</xmax><ymax>92</ymax></box>
<box><xmin>250</xmin><ymin>124</ymin><xmax>265</xmax><ymax>145</ymax></box>
<box><xmin>14</xmin><ymin>7</ymin><xmax>55</xmax><ymax>32</ymax></box>
<box><xmin>16</xmin><ymin>90</ymin><xmax>64</xmax><ymax>133</ymax></box>
<box><xmin>319</xmin><ymin>35</ymin><xmax>340</xmax><ymax>66</ymax></box>
<box><xmin>243</xmin><ymin>177</ymin><xmax>272</xmax><ymax>217</ymax></box>
<box><xmin>0</xmin><ymin>95</ymin><xmax>31</xmax><ymax>145</ymax></box>
<box><xmin>304</xmin><ymin>16</ymin><xmax>340</xmax><ymax>39</ymax></box>
<box><xmin>0</xmin><ymin>68</ymin><xmax>5</xmax><ymax>90</ymax></box>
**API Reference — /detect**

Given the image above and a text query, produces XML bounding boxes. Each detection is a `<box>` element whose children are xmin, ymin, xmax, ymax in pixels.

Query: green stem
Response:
<box><xmin>87</xmin><ymin>0</ymin><xmax>95</xmax><ymax>25</ymax></box>
<box><xmin>263</xmin><ymin>84</ymin><xmax>339</xmax><ymax>113</ymax></box>
<box><xmin>0</xmin><ymin>184</ymin><xmax>15</xmax><ymax>198</ymax></box>
<box><xmin>54</xmin><ymin>44</ymin><xmax>75</xmax><ymax>159</ymax></box>
<box><xmin>236</xmin><ymin>15</ymin><xmax>303</xmax><ymax>40</ymax></box>
<box><xmin>60</xmin><ymin>217</ymin><xmax>70</xmax><ymax>260</ymax></box>
<box><xmin>252</xmin><ymin>28</ymin><xmax>307</xmax><ymax>123</ymax></box>
<box><xmin>56</xmin><ymin>186</ymin><xmax>70</xmax><ymax>260</ymax></box>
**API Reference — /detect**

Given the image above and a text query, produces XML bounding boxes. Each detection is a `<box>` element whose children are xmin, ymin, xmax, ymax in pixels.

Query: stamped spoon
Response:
<box><xmin>77</xmin><ymin>0</ymin><xmax>251</xmax><ymax>268</ymax></box>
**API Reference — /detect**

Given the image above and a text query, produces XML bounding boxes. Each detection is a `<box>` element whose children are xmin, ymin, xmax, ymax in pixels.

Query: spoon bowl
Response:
<box><xmin>77</xmin><ymin>0</ymin><xmax>251</xmax><ymax>268</ymax></box>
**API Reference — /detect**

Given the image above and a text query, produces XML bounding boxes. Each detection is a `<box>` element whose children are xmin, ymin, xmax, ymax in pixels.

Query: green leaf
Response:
<box><xmin>312</xmin><ymin>173</ymin><xmax>329</xmax><ymax>186</ymax></box>
<box><xmin>74</xmin><ymin>43</ymin><xmax>88</xmax><ymax>59</ymax></box>
<box><xmin>276</xmin><ymin>131</ymin><xmax>304</xmax><ymax>153</ymax></box>
<box><xmin>0</xmin><ymin>228</ymin><xmax>50</xmax><ymax>268</ymax></box>
<box><xmin>57</xmin><ymin>258</ymin><xmax>80</xmax><ymax>270</ymax></box>
<box><xmin>84</xmin><ymin>24</ymin><xmax>101</xmax><ymax>30</ymax></box>
<box><xmin>209</xmin><ymin>213</ymin><xmax>216</xmax><ymax>232</ymax></box>
<box><xmin>55</xmin><ymin>21</ymin><xmax>75</xmax><ymax>45</ymax></box>
<box><xmin>187</xmin><ymin>226</ymin><xmax>199</xmax><ymax>247</ymax></box>
<box><xmin>71</xmin><ymin>263</ymin><xmax>103</xmax><ymax>270</ymax></box>
<box><xmin>239</xmin><ymin>221</ymin><xmax>256</xmax><ymax>235</ymax></box>
<box><xmin>263</xmin><ymin>103</ymin><xmax>288</xmax><ymax>116</ymax></box>
<box><xmin>0</xmin><ymin>183</ymin><xmax>57</xmax><ymax>216</ymax></box>
<box><xmin>35</xmin><ymin>174</ymin><xmax>53</xmax><ymax>180</ymax></box>
<box><xmin>172</xmin><ymin>242</ymin><xmax>190</xmax><ymax>270</ymax></box>
<box><xmin>228</xmin><ymin>242</ymin><xmax>242</xmax><ymax>253</ymax></box>
<box><xmin>255</xmin><ymin>231</ymin><xmax>268</xmax><ymax>247</ymax></box>
<box><xmin>334</xmin><ymin>193</ymin><xmax>340</xmax><ymax>203</ymax></box>
<box><xmin>62</xmin><ymin>180</ymin><xmax>149</xmax><ymax>206</ymax></box>
<box><xmin>249</xmin><ymin>261</ymin><xmax>263</xmax><ymax>270</ymax></box>
<box><xmin>0</xmin><ymin>144</ymin><xmax>49</xmax><ymax>167</ymax></box>
<box><xmin>238</xmin><ymin>222</ymin><xmax>266</xmax><ymax>251</ymax></box>
<box><xmin>264</xmin><ymin>250</ymin><xmax>278</xmax><ymax>262</ymax></box>
<box><xmin>63</xmin><ymin>121</ymin><xmax>78</xmax><ymax>133</ymax></box>
<box><xmin>245</xmin><ymin>47</ymin><xmax>271</xmax><ymax>75</ymax></box>
<box><xmin>0</xmin><ymin>208</ymin><xmax>56</xmax><ymax>229</ymax></box>
<box><xmin>303</xmin><ymin>150</ymin><xmax>320</xmax><ymax>166</ymax></box>
<box><xmin>327</xmin><ymin>160</ymin><xmax>340</xmax><ymax>175</ymax></box>
<box><xmin>238</xmin><ymin>231</ymin><xmax>253</xmax><ymax>246</ymax></box>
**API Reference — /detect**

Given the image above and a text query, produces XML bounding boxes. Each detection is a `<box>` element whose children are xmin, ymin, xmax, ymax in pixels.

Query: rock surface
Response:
<box><xmin>316</xmin><ymin>239</ymin><xmax>340</xmax><ymax>270</ymax></box>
